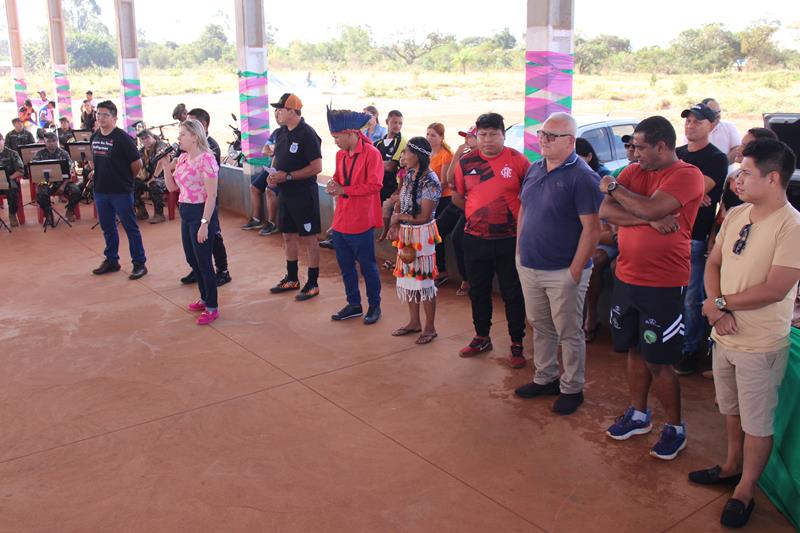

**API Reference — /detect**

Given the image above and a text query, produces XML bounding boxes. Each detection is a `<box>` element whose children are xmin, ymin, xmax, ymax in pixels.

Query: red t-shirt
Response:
<box><xmin>454</xmin><ymin>147</ymin><xmax>531</xmax><ymax>239</ymax></box>
<box><xmin>615</xmin><ymin>160</ymin><xmax>704</xmax><ymax>287</ymax></box>
<box><xmin>331</xmin><ymin>135</ymin><xmax>384</xmax><ymax>234</ymax></box>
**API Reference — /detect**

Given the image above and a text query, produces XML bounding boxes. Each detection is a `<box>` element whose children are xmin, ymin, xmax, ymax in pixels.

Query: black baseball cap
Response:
<box><xmin>681</xmin><ymin>103</ymin><xmax>716</xmax><ymax>122</ymax></box>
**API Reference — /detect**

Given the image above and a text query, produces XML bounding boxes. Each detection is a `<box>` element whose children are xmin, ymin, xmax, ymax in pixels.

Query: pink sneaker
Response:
<box><xmin>196</xmin><ymin>309</ymin><xmax>219</xmax><ymax>325</ymax></box>
<box><xmin>188</xmin><ymin>300</ymin><xmax>206</xmax><ymax>312</ymax></box>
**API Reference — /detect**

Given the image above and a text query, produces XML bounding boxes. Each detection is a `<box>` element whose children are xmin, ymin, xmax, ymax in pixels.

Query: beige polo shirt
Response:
<box><xmin>712</xmin><ymin>202</ymin><xmax>800</xmax><ymax>352</ymax></box>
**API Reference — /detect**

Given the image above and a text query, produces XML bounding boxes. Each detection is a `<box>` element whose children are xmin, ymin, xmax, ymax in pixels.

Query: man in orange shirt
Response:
<box><xmin>599</xmin><ymin>116</ymin><xmax>704</xmax><ymax>461</ymax></box>
<box><xmin>326</xmin><ymin>108</ymin><xmax>384</xmax><ymax>325</ymax></box>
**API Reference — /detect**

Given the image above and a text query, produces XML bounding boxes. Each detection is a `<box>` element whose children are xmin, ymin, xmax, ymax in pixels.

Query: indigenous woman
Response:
<box><xmin>388</xmin><ymin>137</ymin><xmax>442</xmax><ymax>344</ymax></box>
<box><xmin>157</xmin><ymin>118</ymin><xmax>221</xmax><ymax>325</ymax></box>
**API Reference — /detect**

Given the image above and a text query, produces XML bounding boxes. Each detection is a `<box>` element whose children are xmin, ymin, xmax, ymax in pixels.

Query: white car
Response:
<box><xmin>504</xmin><ymin>118</ymin><xmax>639</xmax><ymax>173</ymax></box>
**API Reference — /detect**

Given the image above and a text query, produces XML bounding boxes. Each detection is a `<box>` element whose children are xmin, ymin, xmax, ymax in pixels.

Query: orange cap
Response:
<box><xmin>270</xmin><ymin>93</ymin><xmax>303</xmax><ymax>110</ymax></box>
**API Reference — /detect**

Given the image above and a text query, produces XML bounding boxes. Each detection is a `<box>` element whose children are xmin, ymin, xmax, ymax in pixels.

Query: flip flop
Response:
<box><xmin>416</xmin><ymin>332</ymin><xmax>438</xmax><ymax>344</ymax></box>
<box><xmin>382</xmin><ymin>259</ymin><xmax>395</xmax><ymax>270</ymax></box>
<box><xmin>392</xmin><ymin>327</ymin><xmax>422</xmax><ymax>337</ymax></box>
<box><xmin>456</xmin><ymin>284</ymin><xmax>469</xmax><ymax>296</ymax></box>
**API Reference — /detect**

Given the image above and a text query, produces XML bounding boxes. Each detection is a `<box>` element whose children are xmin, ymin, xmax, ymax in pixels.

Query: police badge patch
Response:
<box><xmin>290</xmin><ymin>142</ymin><xmax>299</xmax><ymax>154</ymax></box>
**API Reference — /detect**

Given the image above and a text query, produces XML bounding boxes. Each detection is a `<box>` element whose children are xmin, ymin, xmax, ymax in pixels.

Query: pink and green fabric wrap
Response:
<box><xmin>54</xmin><ymin>67</ymin><xmax>73</xmax><ymax>124</ymax></box>
<box><xmin>524</xmin><ymin>50</ymin><xmax>574</xmax><ymax>162</ymax></box>
<box><xmin>122</xmin><ymin>77</ymin><xmax>143</xmax><ymax>137</ymax></box>
<box><xmin>238</xmin><ymin>69</ymin><xmax>270</xmax><ymax>167</ymax></box>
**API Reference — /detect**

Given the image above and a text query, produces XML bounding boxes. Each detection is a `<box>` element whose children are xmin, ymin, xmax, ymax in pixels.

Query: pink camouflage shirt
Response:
<box><xmin>173</xmin><ymin>151</ymin><xmax>219</xmax><ymax>204</ymax></box>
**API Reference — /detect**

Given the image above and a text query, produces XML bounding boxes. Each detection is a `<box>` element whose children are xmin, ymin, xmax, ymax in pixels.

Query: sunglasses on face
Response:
<box><xmin>732</xmin><ymin>223</ymin><xmax>752</xmax><ymax>255</ymax></box>
<box><xmin>537</xmin><ymin>130</ymin><xmax>572</xmax><ymax>142</ymax></box>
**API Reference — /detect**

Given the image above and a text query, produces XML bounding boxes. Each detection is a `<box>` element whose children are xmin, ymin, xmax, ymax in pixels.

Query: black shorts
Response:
<box><xmin>278</xmin><ymin>189</ymin><xmax>321</xmax><ymax>236</ymax></box>
<box><xmin>610</xmin><ymin>277</ymin><xmax>685</xmax><ymax>364</ymax></box>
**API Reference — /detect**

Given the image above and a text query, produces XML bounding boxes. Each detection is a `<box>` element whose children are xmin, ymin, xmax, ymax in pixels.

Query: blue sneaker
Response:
<box><xmin>650</xmin><ymin>424</ymin><xmax>687</xmax><ymax>460</ymax></box>
<box><xmin>606</xmin><ymin>406</ymin><xmax>653</xmax><ymax>440</ymax></box>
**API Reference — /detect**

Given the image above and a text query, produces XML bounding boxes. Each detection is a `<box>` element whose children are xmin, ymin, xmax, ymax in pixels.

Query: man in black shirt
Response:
<box><xmin>0</xmin><ymin>133</ymin><xmax>25</xmax><ymax>226</ymax></box>
<box><xmin>674</xmin><ymin>103</ymin><xmax>730</xmax><ymax>374</ymax></box>
<box><xmin>32</xmin><ymin>132</ymin><xmax>81</xmax><ymax>222</ymax></box>
<box><xmin>89</xmin><ymin>100</ymin><xmax>147</xmax><ymax>279</ymax></box>
<box><xmin>375</xmin><ymin>109</ymin><xmax>407</xmax><ymax>202</ymax></box>
<box><xmin>5</xmin><ymin>118</ymin><xmax>35</xmax><ymax>154</ymax></box>
<box><xmin>266</xmin><ymin>93</ymin><xmax>323</xmax><ymax>300</ymax></box>
<box><xmin>186</xmin><ymin>107</ymin><xmax>231</xmax><ymax>286</ymax></box>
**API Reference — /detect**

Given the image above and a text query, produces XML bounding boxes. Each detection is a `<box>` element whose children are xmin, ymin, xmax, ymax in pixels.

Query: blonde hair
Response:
<box><xmin>181</xmin><ymin>118</ymin><xmax>211</xmax><ymax>153</ymax></box>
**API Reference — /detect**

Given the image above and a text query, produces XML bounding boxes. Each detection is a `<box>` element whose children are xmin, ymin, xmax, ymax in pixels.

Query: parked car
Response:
<box><xmin>763</xmin><ymin>113</ymin><xmax>800</xmax><ymax>211</ymax></box>
<box><xmin>505</xmin><ymin>118</ymin><xmax>638</xmax><ymax>172</ymax></box>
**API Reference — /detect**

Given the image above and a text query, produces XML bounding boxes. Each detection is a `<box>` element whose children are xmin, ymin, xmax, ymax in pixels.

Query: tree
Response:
<box><xmin>195</xmin><ymin>24</ymin><xmax>230</xmax><ymax>62</ymax></box>
<box><xmin>670</xmin><ymin>24</ymin><xmax>740</xmax><ymax>72</ymax></box>
<box><xmin>388</xmin><ymin>32</ymin><xmax>450</xmax><ymax>66</ymax></box>
<box><xmin>574</xmin><ymin>34</ymin><xmax>631</xmax><ymax>73</ymax></box>
<box><xmin>63</xmin><ymin>0</ymin><xmax>109</xmax><ymax>36</ymax></box>
<box><xmin>451</xmin><ymin>47</ymin><xmax>476</xmax><ymax>75</ymax></box>
<box><xmin>491</xmin><ymin>28</ymin><xmax>517</xmax><ymax>50</ymax></box>
<box><xmin>68</xmin><ymin>34</ymin><xmax>116</xmax><ymax>69</ymax></box>
<box><xmin>738</xmin><ymin>20</ymin><xmax>783</xmax><ymax>67</ymax></box>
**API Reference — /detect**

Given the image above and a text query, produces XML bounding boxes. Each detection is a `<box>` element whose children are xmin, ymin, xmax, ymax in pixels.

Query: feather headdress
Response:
<box><xmin>327</xmin><ymin>106</ymin><xmax>372</xmax><ymax>133</ymax></box>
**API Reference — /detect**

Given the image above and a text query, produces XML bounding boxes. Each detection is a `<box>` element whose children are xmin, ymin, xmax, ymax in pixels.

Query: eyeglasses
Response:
<box><xmin>732</xmin><ymin>223</ymin><xmax>752</xmax><ymax>255</ymax></box>
<box><xmin>537</xmin><ymin>130</ymin><xmax>573</xmax><ymax>142</ymax></box>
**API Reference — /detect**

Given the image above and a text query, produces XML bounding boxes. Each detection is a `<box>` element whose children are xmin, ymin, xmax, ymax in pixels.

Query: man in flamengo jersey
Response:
<box><xmin>453</xmin><ymin>112</ymin><xmax>531</xmax><ymax>368</ymax></box>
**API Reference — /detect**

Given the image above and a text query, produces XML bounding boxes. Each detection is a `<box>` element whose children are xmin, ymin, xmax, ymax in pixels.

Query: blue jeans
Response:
<box><xmin>94</xmin><ymin>192</ymin><xmax>146</xmax><ymax>264</ymax></box>
<box><xmin>332</xmin><ymin>229</ymin><xmax>381</xmax><ymax>308</ymax></box>
<box><xmin>180</xmin><ymin>203</ymin><xmax>219</xmax><ymax>309</ymax></box>
<box><xmin>683</xmin><ymin>239</ymin><xmax>708</xmax><ymax>354</ymax></box>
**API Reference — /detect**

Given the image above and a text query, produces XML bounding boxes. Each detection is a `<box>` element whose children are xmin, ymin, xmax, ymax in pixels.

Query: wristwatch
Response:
<box><xmin>201</xmin><ymin>218</ymin><xmax>208</xmax><ymax>225</ymax></box>
<box><xmin>606</xmin><ymin>179</ymin><xmax>618</xmax><ymax>194</ymax></box>
<box><xmin>714</xmin><ymin>296</ymin><xmax>727</xmax><ymax>311</ymax></box>
<box><xmin>286</xmin><ymin>173</ymin><xmax>293</xmax><ymax>181</ymax></box>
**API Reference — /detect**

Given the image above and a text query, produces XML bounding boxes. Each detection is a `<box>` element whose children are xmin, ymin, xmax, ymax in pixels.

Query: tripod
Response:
<box><xmin>42</xmin><ymin>204</ymin><xmax>72</xmax><ymax>233</ymax></box>
<box><xmin>0</xmin><ymin>215</ymin><xmax>10</xmax><ymax>233</ymax></box>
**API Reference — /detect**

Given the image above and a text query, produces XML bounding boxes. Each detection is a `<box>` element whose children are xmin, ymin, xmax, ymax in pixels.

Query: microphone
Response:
<box><xmin>152</xmin><ymin>145</ymin><xmax>175</xmax><ymax>165</ymax></box>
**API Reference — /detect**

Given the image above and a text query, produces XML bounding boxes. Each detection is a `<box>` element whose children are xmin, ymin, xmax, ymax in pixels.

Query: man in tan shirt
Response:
<box><xmin>689</xmin><ymin>139</ymin><xmax>800</xmax><ymax>528</ymax></box>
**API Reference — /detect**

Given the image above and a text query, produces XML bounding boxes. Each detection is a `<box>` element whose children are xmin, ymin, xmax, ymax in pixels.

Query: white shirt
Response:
<box><xmin>709</xmin><ymin>121</ymin><xmax>741</xmax><ymax>155</ymax></box>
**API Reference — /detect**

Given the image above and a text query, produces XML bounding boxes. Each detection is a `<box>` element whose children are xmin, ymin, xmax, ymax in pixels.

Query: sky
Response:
<box><xmin>3</xmin><ymin>0</ymin><xmax>799</xmax><ymax>50</ymax></box>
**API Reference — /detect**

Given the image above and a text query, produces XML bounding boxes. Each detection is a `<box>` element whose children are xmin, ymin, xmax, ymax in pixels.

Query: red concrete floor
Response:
<box><xmin>0</xmin><ymin>199</ymin><xmax>795</xmax><ymax>532</ymax></box>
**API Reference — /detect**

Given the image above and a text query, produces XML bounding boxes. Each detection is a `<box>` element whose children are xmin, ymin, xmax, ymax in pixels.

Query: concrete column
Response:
<box><xmin>46</xmin><ymin>0</ymin><xmax>73</xmax><ymax>125</ymax></box>
<box><xmin>525</xmin><ymin>0</ymin><xmax>575</xmax><ymax>162</ymax></box>
<box><xmin>233</xmin><ymin>0</ymin><xmax>270</xmax><ymax>172</ymax></box>
<box><xmin>113</xmin><ymin>0</ymin><xmax>142</xmax><ymax>137</ymax></box>
<box><xmin>4</xmin><ymin>0</ymin><xmax>28</xmax><ymax>109</ymax></box>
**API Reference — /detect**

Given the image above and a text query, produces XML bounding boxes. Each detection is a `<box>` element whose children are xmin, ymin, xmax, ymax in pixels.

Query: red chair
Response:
<box><xmin>167</xmin><ymin>190</ymin><xmax>179</xmax><ymax>220</ymax></box>
<box><xmin>0</xmin><ymin>180</ymin><xmax>24</xmax><ymax>223</ymax></box>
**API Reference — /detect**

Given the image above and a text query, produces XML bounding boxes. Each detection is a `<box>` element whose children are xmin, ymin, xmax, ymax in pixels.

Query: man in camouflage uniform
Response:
<box><xmin>32</xmin><ymin>132</ymin><xmax>80</xmax><ymax>222</ymax></box>
<box><xmin>5</xmin><ymin>118</ymin><xmax>35</xmax><ymax>154</ymax></box>
<box><xmin>0</xmin><ymin>132</ymin><xmax>25</xmax><ymax>226</ymax></box>
<box><xmin>134</xmin><ymin>129</ymin><xmax>167</xmax><ymax>224</ymax></box>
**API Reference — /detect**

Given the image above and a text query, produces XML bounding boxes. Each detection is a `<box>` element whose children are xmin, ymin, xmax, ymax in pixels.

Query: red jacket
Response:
<box><xmin>331</xmin><ymin>133</ymin><xmax>383</xmax><ymax>234</ymax></box>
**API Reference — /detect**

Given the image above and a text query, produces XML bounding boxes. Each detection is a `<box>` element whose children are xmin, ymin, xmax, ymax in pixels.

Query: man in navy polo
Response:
<box><xmin>514</xmin><ymin>112</ymin><xmax>603</xmax><ymax>415</ymax></box>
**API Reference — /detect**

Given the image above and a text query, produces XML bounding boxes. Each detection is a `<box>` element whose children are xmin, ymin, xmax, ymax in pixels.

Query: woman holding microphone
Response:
<box><xmin>157</xmin><ymin>119</ymin><xmax>221</xmax><ymax>325</ymax></box>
